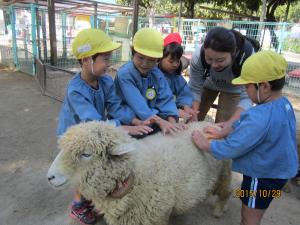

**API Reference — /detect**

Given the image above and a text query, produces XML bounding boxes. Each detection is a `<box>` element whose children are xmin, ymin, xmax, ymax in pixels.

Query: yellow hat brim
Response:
<box><xmin>134</xmin><ymin>47</ymin><xmax>163</xmax><ymax>58</ymax></box>
<box><xmin>98</xmin><ymin>42</ymin><xmax>121</xmax><ymax>53</ymax></box>
<box><xmin>232</xmin><ymin>77</ymin><xmax>253</xmax><ymax>85</ymax></box>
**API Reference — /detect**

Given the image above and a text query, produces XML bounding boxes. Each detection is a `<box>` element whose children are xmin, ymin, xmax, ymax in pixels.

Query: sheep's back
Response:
<box><xmin>130</xmin><ymin>121</ymin><xmax>224</xmax><ymax>212</ymax></box>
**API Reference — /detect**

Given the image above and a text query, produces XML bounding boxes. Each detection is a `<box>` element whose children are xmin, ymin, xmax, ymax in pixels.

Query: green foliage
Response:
<box><xmin>275</xmin><ymin>1</ymin><xmax>300</xmax><ymax>22</ymax></box>
<box><xmin>288</xmin><ymin>1</ymin><xmax>300</xmax><ymax>22</ymax></box>
<box><xmin>283</xmin><ymin>38</ymin><xmax>300</xmax><ymax>53</ymax></box>
<box><xmin>116</xmin><ymin>0</ymin><xmax>300</xmax><ymax>21</ymax></box>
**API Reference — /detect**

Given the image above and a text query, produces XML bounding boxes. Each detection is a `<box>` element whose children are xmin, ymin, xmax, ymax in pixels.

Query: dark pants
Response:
<box><xmin>198</xmin><ymin>88</ymin><xmax>240</xmax><ymax>123</ymax></box>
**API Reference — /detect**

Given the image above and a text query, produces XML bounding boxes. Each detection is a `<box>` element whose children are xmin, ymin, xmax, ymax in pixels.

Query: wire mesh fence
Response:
<box><xmin>0</xmin><ymin>4</ymin><xmax>300</xmax><ymax>100</ymax></box>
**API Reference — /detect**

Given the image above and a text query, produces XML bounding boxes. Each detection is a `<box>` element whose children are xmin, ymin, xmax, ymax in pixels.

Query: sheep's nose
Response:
<box><xmin>48</xmin><ymin>175</ymin><xmax>55</xmax><ymax>181</ymax></box>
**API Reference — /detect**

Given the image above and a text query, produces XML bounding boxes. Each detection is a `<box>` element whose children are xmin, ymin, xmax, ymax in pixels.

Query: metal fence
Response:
<box><xmin>35</xmin><ymin>58</ymin><xmax>73</xmax><ymax>101</ymax></box>
<box><xmin>1</xmin><ymin>4</ymin><xmax>300</xmax><ymax>100</ymax></box>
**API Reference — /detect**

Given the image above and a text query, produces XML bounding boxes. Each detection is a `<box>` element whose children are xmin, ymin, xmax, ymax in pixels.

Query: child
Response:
<box><xmin>57</xmin><ymin>28</ymin><xmax>153</xmax><ymax>225</ymax></box>
<box><xmin>114</xmin><ymin>28</ymin><xmax>186</xmax><ymax>135</ymax></box>
<box><xmin>191</xmin><ymin>51</ymin><xmax>298</xmax><ymax>225</ymax></box>
<box><xmin>158</xmin><ymin>32</ymin><xmax>198</xmax><ymax>122</ymax></box>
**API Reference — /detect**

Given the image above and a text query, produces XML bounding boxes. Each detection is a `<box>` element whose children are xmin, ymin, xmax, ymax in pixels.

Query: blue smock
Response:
<box><xmin>163</xmin><ymin>72</ymin><xmax>194</xmax><ymax>108</ymax></box>
<box><xmin>114</xmin><ymin>61</ymin><xmax>178</xmax><ymax>121</ymax></box>
<box><xmin>211</xmin><ymin>97</ymin><xmax>298</xmax><ymax>179</ymax></box>
<box><xmin>57</xmin><ymin>73</ymin><xmax>135</xmax><ymax>136</ymax></box>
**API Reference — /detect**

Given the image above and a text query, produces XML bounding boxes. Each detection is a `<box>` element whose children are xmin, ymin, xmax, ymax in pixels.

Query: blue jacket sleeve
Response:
<box><xmin>174</xmin><ymin>75</ymin><xmax>194</xmax><ymax>107</ymax></box>
<box><xmin>115</xmin><ymin>68</ymin><xmax>158</xmax><ymax>121</ymax></box>
<box><xmin>211</xmin><ymin>111</ymin><xmax>268</xmax><ymax>160</ymax></box>
<box><xmin>154</xmin><ymin>72</ymin><xmax>179</xmax><ymax>118</ymax></box>
<box><xmin>101</xmin><ymin>76</ymin><xmax>135</xmax><ymax>125</ymax></box>
<box><xmin>67</xmin><ymin>90</ymin><xmax>104</xmax><ymax>122</ymax></box>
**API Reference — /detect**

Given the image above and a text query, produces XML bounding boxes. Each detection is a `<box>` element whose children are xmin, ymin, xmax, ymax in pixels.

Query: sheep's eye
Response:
<box><xmin>80</xmin><ymin>153</ymin><xmax>92</xmax><ymax>161</ymax></box>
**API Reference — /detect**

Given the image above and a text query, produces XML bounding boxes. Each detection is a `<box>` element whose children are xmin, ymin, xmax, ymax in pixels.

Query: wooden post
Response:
<box><xmin>132</xmin><ymin>0</ymin><xmax>139</xmax><ymax>37</ymax></box>
<box><xmin>47</xmin><ymin>0</ymin><xmax>57</xmax><ymax>66</ymax></box>
<box><xmin>94</xmin><ymin>2</ymin><xmax>97</xmax><ymax>28</ymax></box>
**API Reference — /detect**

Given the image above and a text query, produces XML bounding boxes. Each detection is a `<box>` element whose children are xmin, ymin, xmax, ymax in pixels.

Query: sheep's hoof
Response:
<box><xmin>213</xmin><ymin>204</ymin><xmax>227</xmax><ymax>218</ymax></box>
<box><xmin>282</xmin><ymin>182</ymin><xmax>292</xmax><ymax>193</ymax></box>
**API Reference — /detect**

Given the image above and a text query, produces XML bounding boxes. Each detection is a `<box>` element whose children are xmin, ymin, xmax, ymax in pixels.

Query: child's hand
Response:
<box><xmin>156</xmin><ymin>119</ymin><xmax>185</xmax><ymax>136</ymax></box>
<box><xmin>203</xmin><ymin>126</ymin><xmax>223</xmax><ymax>139</ymax></box>
<box><xmin>191</xmin><ymin>130</ymin><xmax>210</xmax><ymax>152</ymax></box>
<box><xmin>204</xmin><ymin>124</ymin><xmax>232</xmax><ymax>139</ymax></box>
<box><xmin>184</xmin><ymin>106</ymin><xmax>199</xmax><ymax>122</ymax></box>
<box><xmin>179</xmin><ymin>109</ymin><xmax>191</xmax><ymax>122</ymax></box>
<box><xmin>143</xmin><ymin>115</ymin><xmax>161</xmax><ymax>125</ymax></box>
<box><xmin>122</xmin><ymin>125</ymin><xmax>153</xmax><ymax>136</ymax></box>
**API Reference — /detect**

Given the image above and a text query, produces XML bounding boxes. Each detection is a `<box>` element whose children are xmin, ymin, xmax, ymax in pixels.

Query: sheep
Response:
<box><xmin>47</xmin><ymin>121</ymin><xmax>231</xmax><ymax>225</ymax></box>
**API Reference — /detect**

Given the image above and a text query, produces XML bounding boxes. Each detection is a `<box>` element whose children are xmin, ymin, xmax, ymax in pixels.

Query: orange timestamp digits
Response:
<box><xmin>234</xmin><ymin>189</ymin><xmax>281</xmax><ymax>198</ymax></box>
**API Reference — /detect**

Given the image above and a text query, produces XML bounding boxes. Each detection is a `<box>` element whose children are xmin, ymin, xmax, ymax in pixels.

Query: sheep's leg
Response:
<box><xmin>213</xmin><ymin>161</ymin><xmax>232</xmax><ymax>218</ymax></box>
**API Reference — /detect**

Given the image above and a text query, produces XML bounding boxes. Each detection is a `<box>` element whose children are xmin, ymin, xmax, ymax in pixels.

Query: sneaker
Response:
<box><xmin>70</xmin><ymin>202</ymin><xmax>97</xmax><ymax>225</ymax></box>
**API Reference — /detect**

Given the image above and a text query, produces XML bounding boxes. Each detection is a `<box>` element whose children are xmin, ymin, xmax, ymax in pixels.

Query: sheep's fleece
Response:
<box><xmin>47</xmin><ymin>121</ymin><xmax>231</xmax><ymax>225</ymax></box>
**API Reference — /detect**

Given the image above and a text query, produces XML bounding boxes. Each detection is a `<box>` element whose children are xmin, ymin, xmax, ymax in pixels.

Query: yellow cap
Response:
<box><xmin>133</xmin><ymin>28</ymin><xmax>163</xmax><ymax>58</ymax></box>
<box><xmin>72</xmin><ymin>28</ymin><xmax>121</xmax><ymax>59</ymax></box>
<box><xmin>232</xmin><ymin>51</ymin><xmax>287</xmax><ymax>85</ymax></box>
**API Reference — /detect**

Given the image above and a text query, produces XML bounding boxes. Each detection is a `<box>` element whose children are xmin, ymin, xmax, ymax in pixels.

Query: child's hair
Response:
<box><xmin>78</xmin><ymin>53</ymin><xmax>102</xmax><ymax>66</ymax></box>
<box><xmin>255</xmin><ymin>77</ymin><xmax>286</xmax><ymax>91</ymax></box>
<box><xmin>161</xmin><ymin>42</ymin><xmax>183</xmax><ymax>74</ymax></box>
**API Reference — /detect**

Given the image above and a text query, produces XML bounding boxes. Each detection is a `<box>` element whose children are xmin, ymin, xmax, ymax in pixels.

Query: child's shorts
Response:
<box><xmin>239</xmin><ymin>175</ymin><xmax>287</xmax><ymax>210</ymax></box>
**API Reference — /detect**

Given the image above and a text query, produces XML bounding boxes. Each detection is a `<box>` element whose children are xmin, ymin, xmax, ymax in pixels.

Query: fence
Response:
<box><xmin>35</xmin><ymin>58</ymin><xmax>73</xmax><ymax>101</ymax></box>
<box><xmin>1</xmin><ymin>4</ymin><xmax>300</xmax><ymax>100</ymax></box>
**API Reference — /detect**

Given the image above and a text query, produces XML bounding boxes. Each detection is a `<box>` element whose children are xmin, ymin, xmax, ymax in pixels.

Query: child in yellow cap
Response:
<box><xmin>191</xmin><ymin>51</ymin><xmax>298</xmax><ymax>225</ymax></box>
<box><xmin>57</xmin><ymin>28</ymin><xmax>153</xmax><ymax>225</ymax></box>
<box><xmin>114</xmin><ymin>28</ymin><xmax>186</xmax><ymax>135</ymax></box>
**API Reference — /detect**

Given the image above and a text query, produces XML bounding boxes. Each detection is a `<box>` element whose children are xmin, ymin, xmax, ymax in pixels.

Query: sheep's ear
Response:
<box><xmin>110</xmin><ymin>143</ymin><xmax>136</xmax><ymax>155</ymax></box>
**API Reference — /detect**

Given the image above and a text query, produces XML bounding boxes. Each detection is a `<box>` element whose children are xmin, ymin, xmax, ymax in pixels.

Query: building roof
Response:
<box><xmin>0</xmin><ymin>0</ymin><xmax>133</xmax><ymax>14</ymax></box>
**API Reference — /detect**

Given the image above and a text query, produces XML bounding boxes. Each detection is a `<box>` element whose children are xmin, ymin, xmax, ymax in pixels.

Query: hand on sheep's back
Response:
<box><xmin>192</xmin><ymin>130</ymin><xmax>210</xmax><ymax>152</ymax></box>
<box><xmin>192</xmin><ymin>124</ymin><xmax>223</xmax><ymax>153</ymax></box>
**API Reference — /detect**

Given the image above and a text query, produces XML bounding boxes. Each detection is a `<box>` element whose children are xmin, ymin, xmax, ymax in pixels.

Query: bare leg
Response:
<box><xmin>240</xmin><ymin>203</ymin><xmax>265</xmax><ymax>225</ymax></box>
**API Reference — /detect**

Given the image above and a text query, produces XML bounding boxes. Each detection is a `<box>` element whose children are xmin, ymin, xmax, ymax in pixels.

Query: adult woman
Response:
<box><xmin>189</xmin><ymin>27</ymin><xmax>256</xmax><ymax>127</ymax></box>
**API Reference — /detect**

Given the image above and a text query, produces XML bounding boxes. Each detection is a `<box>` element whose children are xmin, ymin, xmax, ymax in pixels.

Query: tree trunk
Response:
<box><xmin>185</xmin><ymin>0</ymin><xmax>195</xmax><ymax>18</ymax></box>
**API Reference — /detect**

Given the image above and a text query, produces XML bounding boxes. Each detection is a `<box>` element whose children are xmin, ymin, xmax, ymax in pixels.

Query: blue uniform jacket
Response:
<box><xmin>57</xmin><ymin>73</ymin><xmax>135</xmax><ymax>136</ymax></box>
<box><xmin>211</xmin><ymin>97</ymin><xmax>298</xmax><ymax>179</ymax></box>
<box><xmin>114</xmin><ymin>61</ymin><xmax>179</xmax><ymax>121</ymax></box>
<box><xmin>163</xmin><ymin>72</ymin><xmax>194</xmax><ymax>108</ymax></box>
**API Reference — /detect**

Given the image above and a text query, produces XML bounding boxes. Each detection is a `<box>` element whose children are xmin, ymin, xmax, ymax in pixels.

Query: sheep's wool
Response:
<box><xmin>51</xmin><ymin>121</ymin><xmax>232</xmax><ymax>225</ymax></box>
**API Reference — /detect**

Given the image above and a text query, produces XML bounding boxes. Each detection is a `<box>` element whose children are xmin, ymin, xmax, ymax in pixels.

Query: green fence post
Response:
<box><xmin>277</xmin><ymin>22</ymin><xmax>286</xmax><ymax>53</ymax></box>
<box><xmin>31</xmin><ymin>3</ymin><xmax>37</xmax><ymax>75</ymax></box>
<box><xmin>9</xmin><ymin>5</ymin><xmax>19</xmax><ymax>69</ymax></box>
<box><xmin>90</xmin><ymin>15</ymin><xmax>95</xmax><ymax>28</ymax></box>
<box><xmin>105</xmin><ymin>13</ymin><xmax>109</xmax><ymax>34</ymax></box>
<box><xmin>62</xmin><ymin>12</ymin><xmax>67</xmax><ymax>58</ymax></box>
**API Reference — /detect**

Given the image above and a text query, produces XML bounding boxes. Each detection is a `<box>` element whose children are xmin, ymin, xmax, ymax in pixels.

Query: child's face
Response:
<box><xmin>132</xmin><ymin>52</ymin><xmax>158</xmax><ymax>75</ymax></box>
<box><xmin>204</xmin><ymin>48</ymin><xmax>232</xmax><ymax>72</ymax></box>
<box><xmin>84</xmin><ymin>52</ymin><xmax>112</xmax><ymax>77</ymax></box>
<box><xmin>160</xmin><ymin>55</ymin><xmax>180</xmax><ymax>74</ymax></box>
<box><xmin>245</xmin><ymin>83</ymin><xmax>258</xmax><ymax>103</ymax></box>
<box><xmin>245</xmin><ymin>82</ymin><xmax>271</xmax><ymax>104</ymax></box>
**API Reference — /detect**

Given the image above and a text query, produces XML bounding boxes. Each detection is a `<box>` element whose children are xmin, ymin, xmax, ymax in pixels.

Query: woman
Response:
<box><xmin>189</xmin><ymin>26</ymin><xmax>256</xmax><ymax>128</ymax></box>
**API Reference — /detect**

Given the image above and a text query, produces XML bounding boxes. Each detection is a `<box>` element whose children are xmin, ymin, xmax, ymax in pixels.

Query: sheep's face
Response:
<box><xmin>47</xmin><ymin>121</ymin><xmax>136</xmax><ymax>200</ymax></box>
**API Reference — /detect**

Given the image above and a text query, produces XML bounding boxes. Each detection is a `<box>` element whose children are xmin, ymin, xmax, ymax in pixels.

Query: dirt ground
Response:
<box><xmin>0</xmin><ymin>70</ymin><xmax>299</xmax><ymax>225</ymax></box>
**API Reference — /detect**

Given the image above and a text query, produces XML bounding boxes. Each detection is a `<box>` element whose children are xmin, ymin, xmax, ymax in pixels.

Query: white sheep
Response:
<box><xmin>47</xmin><ymin>121</ymin><xmax>231</xmax><ymax>225</ymax></box>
